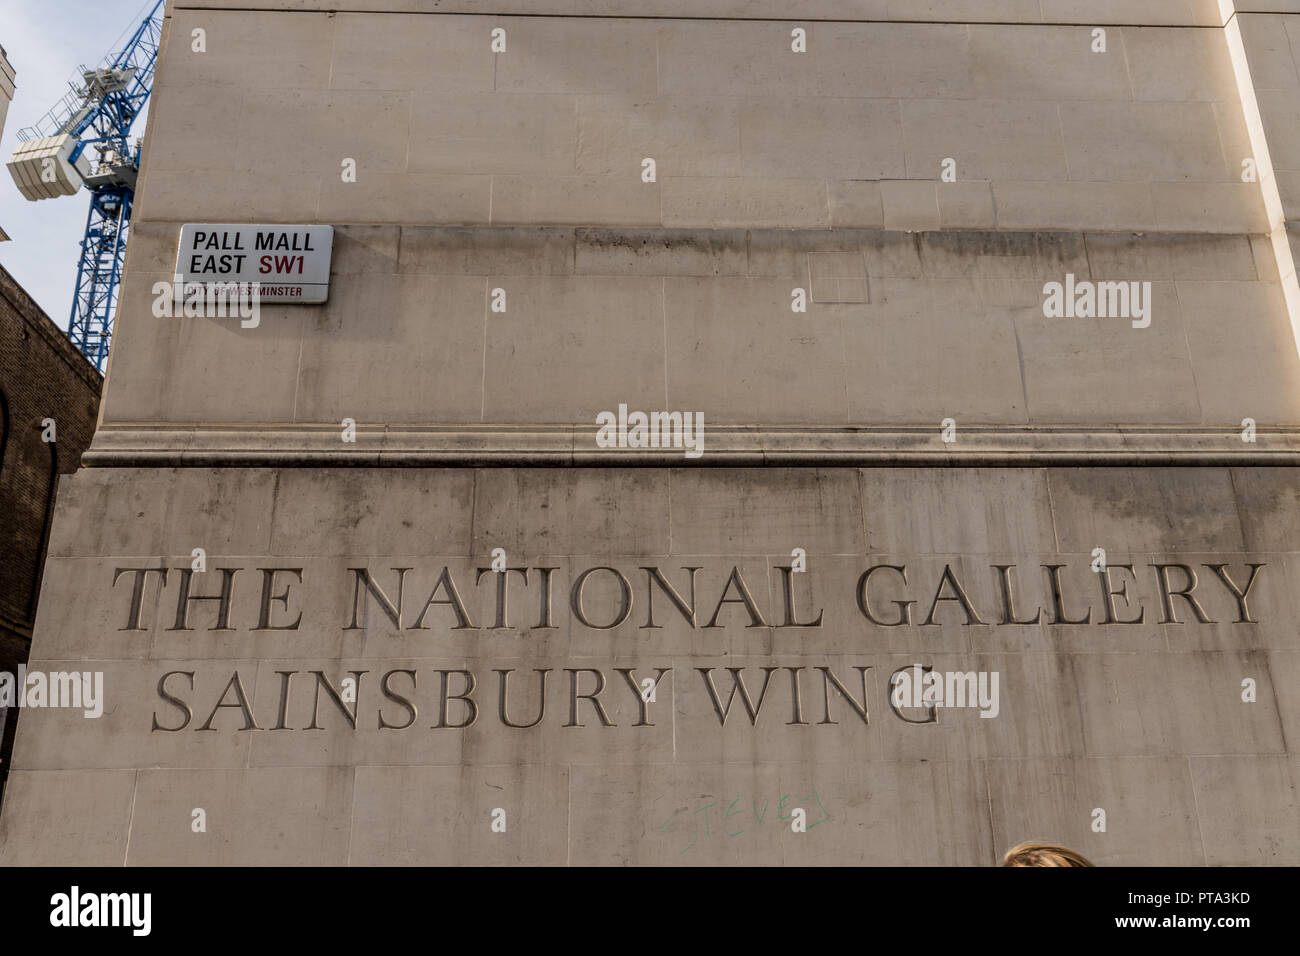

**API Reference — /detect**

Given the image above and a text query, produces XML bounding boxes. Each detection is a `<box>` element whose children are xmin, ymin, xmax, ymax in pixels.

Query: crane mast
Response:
<box><xmin>6</xmin><ymin>0</ymin><xmax>164</xmax><ymax>372</ymax></box>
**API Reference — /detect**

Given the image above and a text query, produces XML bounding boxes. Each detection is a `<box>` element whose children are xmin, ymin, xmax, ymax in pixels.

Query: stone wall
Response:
<box><xmin>1</xmin><ymin>0</ymin><xmax>1297</xmax><ymax>864</ymax></box>
<box><xmin>2</xmin><ymin>465</ymin><xmax>1295</xmax><ymax>865</ymax></box>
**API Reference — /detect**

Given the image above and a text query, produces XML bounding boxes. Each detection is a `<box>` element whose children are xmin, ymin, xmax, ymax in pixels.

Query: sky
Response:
<box><xmin>0</xmin><ymin>0</ymin><xmax>156</xmax><ymax>329</ymax></box>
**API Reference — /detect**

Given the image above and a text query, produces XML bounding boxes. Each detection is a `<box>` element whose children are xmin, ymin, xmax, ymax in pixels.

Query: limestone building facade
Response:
<box><xmin>1</xmin><ymin>0</ymin><xmax>1299</xmax><ymax>864</ymax></box>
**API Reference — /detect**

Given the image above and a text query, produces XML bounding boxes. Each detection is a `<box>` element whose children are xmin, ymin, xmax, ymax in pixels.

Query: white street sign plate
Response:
<box><xmin>174</xmin><ymin>224</ymin><xmax>334</xmax><ymax>304</ymax></box>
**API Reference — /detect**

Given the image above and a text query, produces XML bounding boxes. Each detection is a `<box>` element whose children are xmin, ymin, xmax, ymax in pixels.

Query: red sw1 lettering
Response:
<box><xmin>259</xmin><ymin>255</ymin><xmax>305</xmax><ymax>275</ymax></box>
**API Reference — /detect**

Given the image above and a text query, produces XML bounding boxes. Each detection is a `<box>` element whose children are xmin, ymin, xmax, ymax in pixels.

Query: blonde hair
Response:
<box><xmin>1001</xmin><ymin>842</ymin><xmax>1095</xmax><ymax>867</ymax></box>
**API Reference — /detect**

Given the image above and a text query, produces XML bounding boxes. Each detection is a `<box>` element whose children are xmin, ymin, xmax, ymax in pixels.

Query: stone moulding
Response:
<box><xmin>81</xmin><ymin>423</ymin><xmax>1300</xmax><ymax>467</ymax></box>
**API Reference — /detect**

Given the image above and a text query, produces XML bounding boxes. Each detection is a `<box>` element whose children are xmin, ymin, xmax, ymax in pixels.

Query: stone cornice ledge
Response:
<box><xmin>82</xmin><ymin>424</ymin><xmax>1300</xmax><ymax>467</ymax></box>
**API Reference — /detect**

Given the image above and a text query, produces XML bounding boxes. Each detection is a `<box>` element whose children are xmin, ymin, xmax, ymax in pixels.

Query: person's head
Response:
<box><xmin>1001</xmin><ymin>842</ymin><xmax>1095</xmax><ymax>867</ymax></box>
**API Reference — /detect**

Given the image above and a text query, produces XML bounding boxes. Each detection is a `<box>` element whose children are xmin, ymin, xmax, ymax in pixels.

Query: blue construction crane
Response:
<box><xmin>6</xmin><ymin>0</ymin><xmax>164</xmax><ymax>372</ymax></box>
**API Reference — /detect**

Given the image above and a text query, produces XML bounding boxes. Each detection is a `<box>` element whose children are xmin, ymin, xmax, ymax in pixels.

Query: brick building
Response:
<box><xmin>0</xmin><ymin>264</ymin><xmax>101</xmax><ymax>806</ymax></box>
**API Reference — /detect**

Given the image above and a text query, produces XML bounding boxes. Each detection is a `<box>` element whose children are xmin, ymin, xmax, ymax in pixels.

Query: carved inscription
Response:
<box><xmin>107</xmin><ymin>559</ymin><xmax>1267</xmax><ymax>735</ymax></box>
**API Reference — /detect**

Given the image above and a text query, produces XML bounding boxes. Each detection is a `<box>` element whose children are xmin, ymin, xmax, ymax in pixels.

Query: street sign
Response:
<box><xmin>174</xmin><ymin>224</ymin><xmax>334</xmax><ymax>304</ymax></box>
